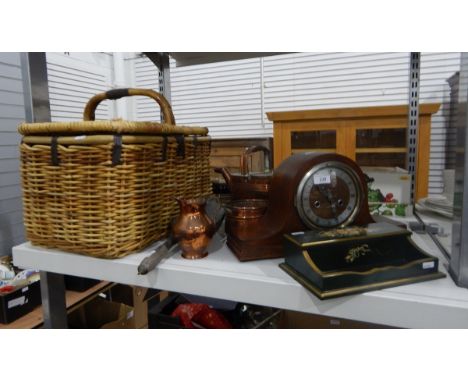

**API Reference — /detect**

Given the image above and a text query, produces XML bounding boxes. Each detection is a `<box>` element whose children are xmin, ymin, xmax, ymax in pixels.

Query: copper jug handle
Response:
<box><xmin>240</xmin><ymin>145</ymin><xmax>272</xmax><ymax>176</ymax></box>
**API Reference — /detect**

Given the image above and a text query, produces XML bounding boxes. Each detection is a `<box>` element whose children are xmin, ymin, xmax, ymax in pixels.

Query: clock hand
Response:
<box><xmin>318</xmin><ymin>186</ymin><xmax>338</xmax><ymax>217</ymax></box>
<box><xmin>326</xmin><ymin>188</ymin><xmax>338</xmax><ymax>217</ymax></box>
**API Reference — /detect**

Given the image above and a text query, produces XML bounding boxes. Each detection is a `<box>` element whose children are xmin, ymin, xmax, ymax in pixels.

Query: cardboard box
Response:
<box><xmin>68</xmin><ymin>297</ymin><xmax>134</xmax><ymax>329</ymax></box>
<box><xmin>0</xmin><ymin>281</ymin><xmax>42</xmax><ymax>324</ymax></box>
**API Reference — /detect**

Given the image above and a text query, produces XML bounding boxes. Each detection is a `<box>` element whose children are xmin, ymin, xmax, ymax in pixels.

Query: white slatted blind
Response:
<box><xmin>0</xmin><ymin>53</ymin><xmax>25</xmax><ymax>255</ymax></box>
<box><xmin>170</xmin><ymin>57</ymin><xmax>264</xmax><ymax>137</ymax></box>
<box><xmin>420</xmin><ymin>52</ymin><xmax>461</xmax><ymax>195</ymax></box>
<box><xmin>132</xmin><ymin>56</ymin><xmax>161</xmax><ymax>122</ymax></box>
<box><xmin>46</xmin><ymin>53</ymin><xmax>113</xmax><ymax>121</ymax></box>
<box><xmin>263</xmin><ymin>52</ymin><xmax>411</xmax><ymax>129</ymax></box>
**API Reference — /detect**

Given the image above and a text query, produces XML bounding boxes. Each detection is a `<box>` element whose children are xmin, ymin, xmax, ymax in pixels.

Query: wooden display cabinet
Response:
<box><xmin>267</xmin><ymin>104</ymin><xmax>440</xmax><ymax>201</ymax></box>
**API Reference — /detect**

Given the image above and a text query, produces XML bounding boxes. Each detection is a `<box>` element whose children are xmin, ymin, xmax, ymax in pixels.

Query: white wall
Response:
<box><xmin>0</xmin><ymin>53</ymin><xmax>25</xmax><ymax>256</ymax></box>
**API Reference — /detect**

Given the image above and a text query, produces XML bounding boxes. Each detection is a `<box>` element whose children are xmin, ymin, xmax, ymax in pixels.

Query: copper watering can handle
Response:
<box><xmin>83</xmin><ymin>88</ymin><xmax>176</xmax><ymax>124</ymax></box>
<box><xmin>240</xmin><ymin>145</ymin><xmax>272</xmax><ymax>176</ymax></box>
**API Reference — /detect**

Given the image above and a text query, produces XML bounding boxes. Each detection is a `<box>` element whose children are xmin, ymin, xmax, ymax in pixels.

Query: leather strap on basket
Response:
<box><xmin>112</xmin><ymin>134</ymin><xmax>123</xmax><ymax>165</ymax></box>
<box><xmin>83</xmin><ymin>88</ymin><xmax>176</xmax><ymax>125</ymax></box>
<box><xmin>160</xmin><ymin>136</ymin><xmax>168</xmax><ymax>162</ymax></box>
<box><xmin>51</xmin><ymin>136</ymin><xmax>60</xmax><ymax>166</ymax></box>
<box><xmin>175</xmin><ymin>135</ymin><xmax>185</xmax><ymax>158</ymax></box>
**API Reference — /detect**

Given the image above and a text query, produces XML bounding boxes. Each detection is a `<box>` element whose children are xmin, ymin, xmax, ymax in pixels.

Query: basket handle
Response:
<box><xmin>240</xmin><ymin>145</ymin><xmax>272</xmax><ymax>175</ymax></box>
<box><xmin>83</xmin><ymin>88</ymin><xmax>176</xmax><ymax>124</ymax></box>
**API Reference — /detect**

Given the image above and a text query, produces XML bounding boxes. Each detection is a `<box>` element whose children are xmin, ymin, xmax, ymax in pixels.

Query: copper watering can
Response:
<box><xmin>214</xmin><ymin>145</ymin><xmax>272</xmax><ymax>200</ymax></box>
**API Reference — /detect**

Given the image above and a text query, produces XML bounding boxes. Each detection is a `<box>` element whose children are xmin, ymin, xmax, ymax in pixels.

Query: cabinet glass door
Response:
<box><xmin>291</xmin><ymin>130</ymin><xmax>336</xmax><ymax>155</ymax></box>
<box><xmin>355</xmin><ymin>128</ymin><xmax>406</xmax><ymax>168</ymax></box>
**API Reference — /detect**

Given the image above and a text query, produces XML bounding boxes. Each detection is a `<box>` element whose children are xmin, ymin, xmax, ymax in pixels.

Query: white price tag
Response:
<box><xmin>8</xmin><ymin>296</ymin><xmax>26</xmax><ymax>309</ymax></box>
<box><xmin>314</xmin><ymin>174</ymin><xmax>331</xmax><ymax>185</ymax></box>
<box><xmin>422</xmin><ymin>261</ymin><xmax>435</xmax><ymax>269</ymax></box>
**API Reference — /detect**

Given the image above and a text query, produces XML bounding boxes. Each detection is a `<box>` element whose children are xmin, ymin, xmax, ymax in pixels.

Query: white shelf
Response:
<box><xmin>12</xmin><ymin>218</ymin><xmax>468</xmax><ymax>328</ymax></box>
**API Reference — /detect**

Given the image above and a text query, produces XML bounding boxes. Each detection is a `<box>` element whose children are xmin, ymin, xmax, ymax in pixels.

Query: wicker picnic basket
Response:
<box><xmin>18</xmin><ymin>88</ymin><xmax>212</xmax><ymax>258</ymax></box>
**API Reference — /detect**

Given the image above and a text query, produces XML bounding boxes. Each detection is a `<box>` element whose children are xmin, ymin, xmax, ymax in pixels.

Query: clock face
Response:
<box><xmin>295</xmin><ymin>161</ymin><xmax>361</xmax><ymax>229</ymax></box>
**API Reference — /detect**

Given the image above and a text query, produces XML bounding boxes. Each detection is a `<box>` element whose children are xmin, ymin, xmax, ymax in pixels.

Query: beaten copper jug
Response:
<box><xmin>172</xmin><ymin>197</ymin><xmax>216</xmax><ymax>259</ymax></box>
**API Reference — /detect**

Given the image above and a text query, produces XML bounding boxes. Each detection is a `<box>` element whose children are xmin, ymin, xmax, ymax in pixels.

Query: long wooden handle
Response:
<box><xmin>137</xmin><ymin>245</ymin><xmax>170</xmax><ymax>275</ymax></box>
<box><xmin>83</xmin><ymin>88</ymin><xmax>176</xmax><ymax>124</ymax></box>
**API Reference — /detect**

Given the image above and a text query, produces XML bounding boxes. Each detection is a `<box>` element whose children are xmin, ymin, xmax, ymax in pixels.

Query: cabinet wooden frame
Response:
<box><xmin>267</xmin><ymin>104</ymin><xmax>440</xmax><ymax>201</ymax></box>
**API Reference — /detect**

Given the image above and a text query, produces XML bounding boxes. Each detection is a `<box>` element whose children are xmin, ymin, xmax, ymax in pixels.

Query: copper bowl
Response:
<box><xmin>228</xmin><ymin>199</ymin><xmax>268</xmax><ymax>219</ymax></box>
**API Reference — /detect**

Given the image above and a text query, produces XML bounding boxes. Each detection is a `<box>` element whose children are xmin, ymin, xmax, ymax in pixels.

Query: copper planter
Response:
<box><xmin>225</xmin><ymin>199</ymin><xmax>268</xmax><ymax>251</ymax></box>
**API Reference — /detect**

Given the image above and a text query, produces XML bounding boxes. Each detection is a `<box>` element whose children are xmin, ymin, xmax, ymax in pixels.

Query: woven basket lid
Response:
<box><xmin>19</xmin><ymin>88</ymin><xmax>209</xmax><ymax>137</ymax></box>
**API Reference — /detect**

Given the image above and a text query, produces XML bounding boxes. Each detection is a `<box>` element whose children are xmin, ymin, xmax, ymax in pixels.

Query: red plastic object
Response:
<box><xmin>192</xmin><ymin>308</ymin><xmax>232</xmax><ymax>329</ymax></box>
<box><xmin>171</xmin><ymin>303</ymin><xmax>232</xmax><ymax>329</ymax></box>
<box><xmin>0</xmin><ymin>285</ymin><xmax>15</xmax><ymax>294</ymax></box>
